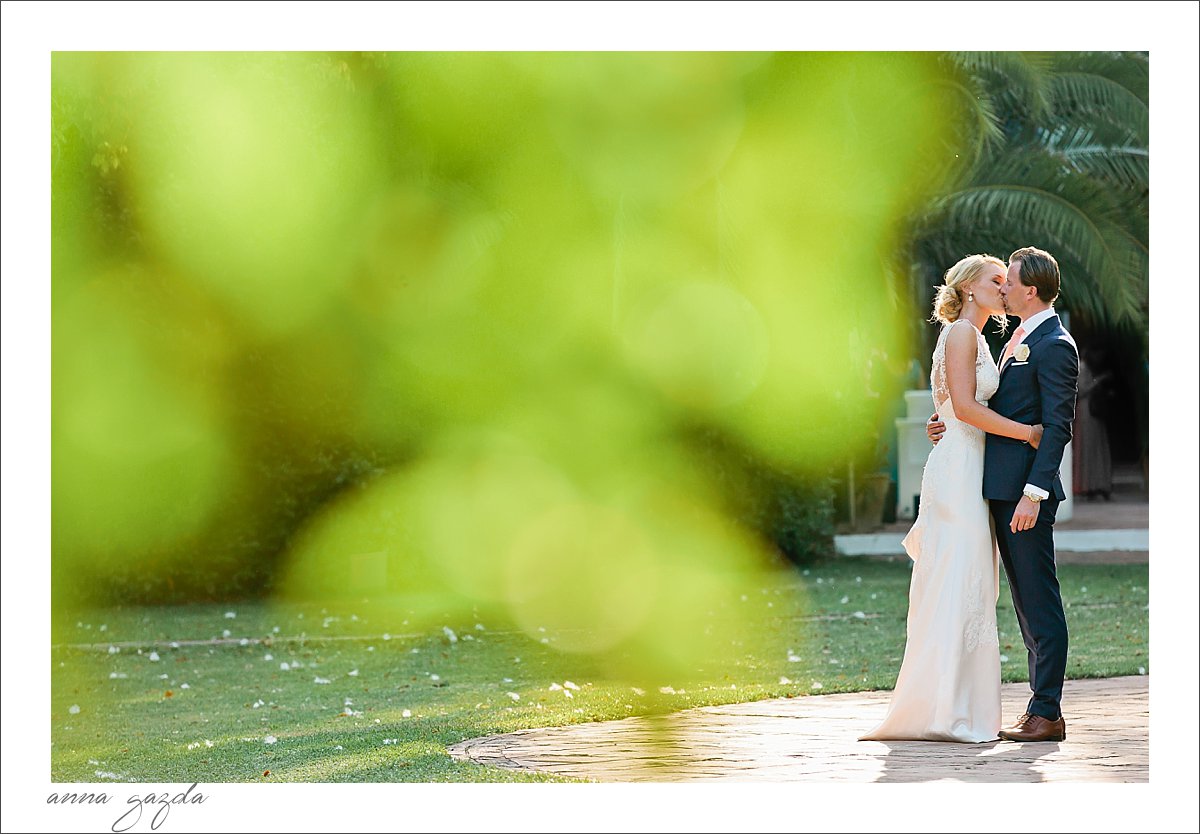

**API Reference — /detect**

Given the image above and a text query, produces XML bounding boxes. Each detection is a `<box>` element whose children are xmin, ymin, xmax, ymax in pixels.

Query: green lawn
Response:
<box><xmin>51</xmin><ymin>558</ymin><xmax>1149</xmax><ymax>782</ymax></box>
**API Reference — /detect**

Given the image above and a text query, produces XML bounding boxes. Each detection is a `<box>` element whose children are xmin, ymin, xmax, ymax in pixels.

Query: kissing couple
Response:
<box><xmin>861</xmin><ymin>246</ymin><xmax>1078</xmax><ymax>744</ymax></box>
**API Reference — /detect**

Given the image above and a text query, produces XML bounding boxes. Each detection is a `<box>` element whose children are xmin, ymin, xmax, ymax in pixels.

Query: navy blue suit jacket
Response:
<box><xmin>982</xmin><ymin>314</ymin><xmax>1079</xmax><ymax>502</ymax></box>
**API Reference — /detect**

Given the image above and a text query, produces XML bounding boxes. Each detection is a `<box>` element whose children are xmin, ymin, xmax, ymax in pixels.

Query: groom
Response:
<box><xmin>928</xmin><ymin>246</ymin><xmax>1079</xmax><ymax>742</ymax></box>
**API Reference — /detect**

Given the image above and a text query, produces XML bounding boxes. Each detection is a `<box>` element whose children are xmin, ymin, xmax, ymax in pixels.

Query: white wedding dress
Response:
<box><xmin>860</xmin><ymin>319</ymin><xmax>1002</xmax><ymax>743</ymax></box>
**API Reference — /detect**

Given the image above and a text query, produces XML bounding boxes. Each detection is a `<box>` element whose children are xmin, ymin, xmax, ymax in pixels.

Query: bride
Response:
<box><xmin>860</xmin><ymin>254</ymin><xmax>1043</xmax><ymax>743</ymax></box>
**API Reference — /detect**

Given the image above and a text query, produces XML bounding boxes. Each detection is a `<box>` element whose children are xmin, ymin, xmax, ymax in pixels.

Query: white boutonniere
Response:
<box><xmin>1014</xmin><ymin>344</ymin><xmax>1031</xmax><ymax>362</ymax></box>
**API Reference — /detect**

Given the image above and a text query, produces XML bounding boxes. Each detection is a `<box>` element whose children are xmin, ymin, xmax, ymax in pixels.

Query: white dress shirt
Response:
<box><xmin>1011</xmin><ymin>307</ymin><xmax>1058</xmax><ymax>501</ymax></box>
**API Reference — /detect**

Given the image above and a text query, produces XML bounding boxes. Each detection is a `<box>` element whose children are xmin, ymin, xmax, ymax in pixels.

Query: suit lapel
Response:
<box><xmin>1000</xmin><ymin>315</ymin><xmax>1059</xmax><ymax>379</ymax></box>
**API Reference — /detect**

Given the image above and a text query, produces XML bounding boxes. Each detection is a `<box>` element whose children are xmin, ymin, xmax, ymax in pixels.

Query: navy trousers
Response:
<box><xmin>990</xmin><ymin>497</ymin><xmax>1069</xmax><ymax>720</ymax></box>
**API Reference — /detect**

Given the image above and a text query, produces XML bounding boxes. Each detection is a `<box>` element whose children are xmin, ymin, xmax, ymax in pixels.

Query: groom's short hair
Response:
<box><xmin>1009</xmin><ymin>247</ymin><xmax>1060</xmax><ymax>303</ymax></box>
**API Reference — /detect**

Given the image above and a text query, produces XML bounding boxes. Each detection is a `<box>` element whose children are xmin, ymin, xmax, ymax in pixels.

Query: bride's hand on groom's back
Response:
<box><xmin>927</xmin><ymin>413</ymin><xmax>945</xmax><ymax>445</ymax></box>
<box><xmin>1029</xmin><ymin>424</ymin><xmax>1044</xmax><ymax>450</ymax></box>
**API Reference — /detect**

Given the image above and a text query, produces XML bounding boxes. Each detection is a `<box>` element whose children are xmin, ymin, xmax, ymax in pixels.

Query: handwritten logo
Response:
<box><xmin>46</xmin><ymin>783</ymin><xmax>208</xmax><ymax>831</ymax></box>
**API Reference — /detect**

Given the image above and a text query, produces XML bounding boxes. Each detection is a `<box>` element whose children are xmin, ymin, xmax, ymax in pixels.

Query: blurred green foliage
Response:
<box><xmin>52</xmin><ymin>52</ymin><xmax>952</xmax><ymax>678</ymax></box>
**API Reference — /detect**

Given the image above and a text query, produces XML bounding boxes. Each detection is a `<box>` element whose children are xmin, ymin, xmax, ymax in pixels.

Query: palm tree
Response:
<box><xmin>904</xmin><ymin>52</ymin><xmax>1149</xmax><ymax>354</ymax></box>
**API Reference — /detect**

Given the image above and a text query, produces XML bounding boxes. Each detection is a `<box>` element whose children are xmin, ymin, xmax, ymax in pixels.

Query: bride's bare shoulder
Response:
<box><xmin>944</xmin><ymin>319</ymin><xmax>980</xmax><ymax>358</ymax></box>
<box><xmin>945</xmin><ymin>318</ymin><xmax>980</xmax><ymax>341</ymax></box>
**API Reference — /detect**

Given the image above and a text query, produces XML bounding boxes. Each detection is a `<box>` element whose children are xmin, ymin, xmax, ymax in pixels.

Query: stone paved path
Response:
<box><xmin>450</xmin><ymin>675</ymin><xmax>1147</xmax><ymax>782</ymax></box>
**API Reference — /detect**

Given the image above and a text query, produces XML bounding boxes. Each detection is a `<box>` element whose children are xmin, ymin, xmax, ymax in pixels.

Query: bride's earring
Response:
<box><xmin>967</xmin><ymin>292</ymin><xmax>975</xmax><ymax>302</ymax></box>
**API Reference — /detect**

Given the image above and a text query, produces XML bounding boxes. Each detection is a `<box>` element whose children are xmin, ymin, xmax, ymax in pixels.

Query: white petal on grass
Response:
<box><xmin>222</xmin><ymin>630</ymin><xmax>231</xmax><ymax>638</ymax></box>
<box><xmin>263</xmin><ymin>735</ymin><xmax>277</xmax><ymax>744</ymax></box>
<box><xmin>159</xmin><ymin>674</ymin><xmax>169</xmax><ymax>680</ymax></box>
<box><xmin>348</xmin><ymin>669</ymin><xmax>359</xmax><ymax>677</ymax></box>
<box><xmin>631</xmin><ymin>687</ymin><xmax>645</xmax><ymax>696</ymax></box>
<box><xmin>108</xmin><ymin>646</ymin><xmax>120</xmax><ymax>655</ymax></box>
<box><xmin>564</xmin><ymin>690</ymin><xmax>573</xmax><ymax>699</ymax></box>
<box><xmin>429</xmin><ymin>674</ymin><xmax>440</xmax><ymax>682</ymax></box>
<box><xmin>1138</xmin><ymin>666</ymin><xmax>1146</xmax><ymax>675</ymax></box>
<box><xmin>548</xmin><ymin>683</ymin><xmax>563</xmax><ymax>691</ymax></box>
<box><xmin>401</xmin><ymin>709</ymin><xmax>412</xmax><ymax>718</ymax></box>
<box><xmin>840</xmin><ymin>596</ymin><xmax>849</xmax><ymax>604</ymax></box>
<box><xmin>69</xmin><ymin>704</ymin><xmax>81</xmax><ymax>714</ymax></box>
<box><xmin>474</xmin><ymin>623</ymin><xmax>485</xmax><ymax>631</ymax></box>
<box><xmin>109</xmin><ymin>672</ymin><xmax>127</xmax><ymax>679</ymax></box>
<box><xmin>852</xmin><ymin>611</ymin><xmax>867</xmax><ymax>620</ymax></box>
<box><xmin>779</xmin><ymin>677</ymin><xmax>792</xmax><ymax>685</ymax></box>
<box><xmin>382</xmin><ymin>633</ymin><xmax>391</xmax><ymax>641</ymax></box>
<box><xmin>148</xmin><ymin>652</ymin><xmax>160</xmax><ymax>662</ymax></box>
<box><xmin>811</xmin><ymin>682</ymin><xmax>824</xmax><ymax>691</ymax></box>
<box><xmin>180</xmin><ymin>683</ymin><xmax>190</xmax><ymax>690</ymax></box>
<box><xmin>659</xmin><ymin>686</ymin><xmax>676</xmax><ymax>695</ymax></box>
<box><xmin>563</xmin><ymin>681</ymin><xmax>580</xmax><ymax>691</ymax></box>
<box><xmin>239</xmin><ymin>638</ymin><xmax>250</xmax><ymax>647</ymax></box>
<box><xmin>280</xmin><ymin>662</ymin><xmax>291</xmax><ymax>671</ymax></box>
<box><xmin>264</xmin><ymin>654</ymin><xmax>273</xmax><ymax>661</ymax></box>
<box><xmin>313</xmin><ymin>677</ymin><xmax>331</xmax><ymax>685</ymax></box>
<box><xmin>1000</xmin><ymin>655</ymin><xmax>1009</xmax><ymax>663</ymax></box>
<box><xmin>443</xmin><ymin>627</ymin><xmax>458</xmax><ymax>643</ymax></box>
<box><xmin>506</xmin><ymin>692</ymin><xmax>520</xmax><ymax>701</ymax></box>
<box><xmin>502</xmin><ymin>678</ymin><xmax>513</xmax><ymax>683</ymax></box>
<box><xmin>253</xmin><ymin>699</ymin><xmax>265</xmax><ymax>709</ymax></box>
<box><xmin>225</xmin><ymin>611</ymin><xmax>237</xmax><ymax>619</ymax></box>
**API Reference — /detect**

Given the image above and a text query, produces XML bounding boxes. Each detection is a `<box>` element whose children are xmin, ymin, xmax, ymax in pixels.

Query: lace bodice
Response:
<box><xmin>931</xmin><ymin>320</ymin><xmax>999</xmax><ymax>414</ymax></box>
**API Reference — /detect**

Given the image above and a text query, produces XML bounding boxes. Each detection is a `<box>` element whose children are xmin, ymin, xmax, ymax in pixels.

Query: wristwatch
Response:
<box><xmin>1022</xmin><ymin>489</ymin><xmax>1044</xmax><ymax>504</ymax></box>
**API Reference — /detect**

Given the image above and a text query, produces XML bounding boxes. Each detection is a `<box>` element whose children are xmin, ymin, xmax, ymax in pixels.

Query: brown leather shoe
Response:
<box><xmin>998</xmin><ymin>713</ymin><xmax>1066</xmax><ymax>742</ymax></box>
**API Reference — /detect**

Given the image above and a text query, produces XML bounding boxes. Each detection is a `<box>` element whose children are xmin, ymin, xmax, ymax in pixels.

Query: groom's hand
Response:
<box><xmin>926</xmin><ymin>413</ymin><xmax>945</xmax><ymax>445</ymax></box>
<box><xmin>1010</xmin><ymin>496</ymin><xmax>1041</xmax><ymax>533</ymax></box>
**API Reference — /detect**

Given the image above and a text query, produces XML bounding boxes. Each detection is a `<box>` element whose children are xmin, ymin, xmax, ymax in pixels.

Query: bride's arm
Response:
<box><xmin>945</xmin><ymin>322</ymin><xmax>1041</xmax><ymax>444</ymax></box>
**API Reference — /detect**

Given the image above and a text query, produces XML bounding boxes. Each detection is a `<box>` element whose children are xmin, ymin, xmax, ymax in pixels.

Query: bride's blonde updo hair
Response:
<box><xmin>930</xmin><ymin>253</ymin><xmax>1007</xmax><ymax>327</ymax></box>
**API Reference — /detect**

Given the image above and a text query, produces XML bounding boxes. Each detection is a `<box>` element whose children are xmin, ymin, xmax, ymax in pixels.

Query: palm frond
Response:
<box><xmin>904</xmin><ymin>51</ymin><xmax>1149</xmax><ymax>339</ymax></box>
<box><xmin>1047</xmin><ymin>72</ymin><xmax>1149</xmax><ymax>144</ymax></box>
<box><xmin>1040</xmin><ymin>127</ymin><xmax>1148</xmax><ymax>190</ymax></box>
<box><xmin>914</xmin><ymin>184</ymin><xmax>1146</xmax><ymax>328</ymax></box>
<box><xmin>945</xmin><ymin>52</ymin><xmax>1052</xmax><ymax>120</ymax></box>
<box><xmin>1048</xmin><ymin>51</ymin><xmax>1148</xmax><ymax>105</ymax></box>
